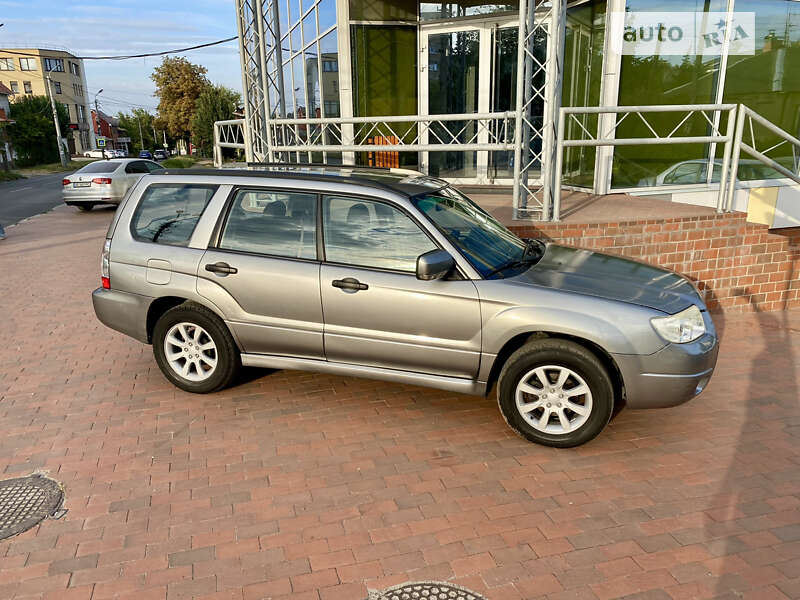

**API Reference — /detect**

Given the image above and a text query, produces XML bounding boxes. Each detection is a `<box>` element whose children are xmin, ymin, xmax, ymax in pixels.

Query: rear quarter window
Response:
<box><xmin>79</xmin><ymin>161</ymin><xmax>121</xmax><ymax>174</ymax></box>
<box><xmin>131</xmin><ymin>183</ymin><xmax>217</xmax><ymax>246</ymax></box>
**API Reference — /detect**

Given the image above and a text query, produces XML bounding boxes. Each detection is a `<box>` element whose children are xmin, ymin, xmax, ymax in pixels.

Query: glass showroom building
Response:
<box><xmin>232</xmin><ymin>0</ymin><xmax>800</xmax><ymax>217</ymax></box>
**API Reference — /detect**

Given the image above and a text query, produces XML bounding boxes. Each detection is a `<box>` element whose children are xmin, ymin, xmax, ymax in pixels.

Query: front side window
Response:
<box><xmin>69</xmin><ymin>62</ymin><xmax>80</xmax><ymax>75</ymax></box>
<box><xmin>23</xmin><ymin>81</ymin><xmax>32</xmax><ymax>94</ymax></box>
<box><xmin>322</xmin><ymin>195</ymin><xmax>436</xmax><ymax>272</ymax></box>
<box><xmin>0</xmin><ymin>58</ymin><xmax>14</xmax><ymax>71</ymax></box>
<box><xmin>9</xmin><ymin>81</ymin><xmax>18</xmax><ymax>94</ymax></box>
<box><xmin>53</xmin><ymin>81</ymin><xmax>62</xmax><ymax>94</ymax></box>
<box><xmin>131</xmin><ymin>184</ymin><xmax>217</xmax><ymax>246</ymax></box>
<box><xmin>19</xmin><ymin>58</ymin><xmax>36</xmax><ymax>71</ymax></box>
<box><xmin>218</xmin><ymin>189</ymin><xmax>317</xmax><ymax>259</ymax></box>
<box><xmin>413</xmin><ymin>186</ymin><xmax>528</xmax><ymax>278</ymax></box>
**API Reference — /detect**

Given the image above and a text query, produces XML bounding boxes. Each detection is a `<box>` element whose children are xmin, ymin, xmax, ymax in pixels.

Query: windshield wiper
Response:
<box><xmin>485</xmin><ymin>239</ymin><xmax>545</xmax><ymax>279</ymax></box>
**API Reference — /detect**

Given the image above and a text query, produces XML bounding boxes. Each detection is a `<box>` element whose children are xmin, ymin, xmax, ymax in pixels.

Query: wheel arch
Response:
<box><xmin>484</xmin><ymin>331</ymin><xmax>626</xmax><ymax>411</ymax></box>
<box><xmin>146</xmin><ymin>296</ymin><xmax>234</xmax><ymax>346</ymax></box>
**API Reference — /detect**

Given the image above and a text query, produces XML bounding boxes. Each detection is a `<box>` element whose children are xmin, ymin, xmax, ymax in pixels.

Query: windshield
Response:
<box><xmin>412</xmin><ymin>187</ymin><xmax>531</xmax><ymax>278</ymax></box>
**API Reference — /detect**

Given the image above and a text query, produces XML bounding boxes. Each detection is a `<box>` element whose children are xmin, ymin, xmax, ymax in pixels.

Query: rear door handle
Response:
<box><xmin>332</xmin><ymin>277</ymin><xmax>368</xmax><ymax>291</ymax></box>
<box><xmin>205</xmin><ymin>262</ymin><xmax>238</xmax><ymax>275</ymax></box>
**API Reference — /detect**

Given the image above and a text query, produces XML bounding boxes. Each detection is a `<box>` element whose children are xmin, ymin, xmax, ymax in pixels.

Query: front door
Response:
<box><xmin>319</xmin><ymin>194</ymin><xmax>482</xmax><ymax>379</ymax></box>
<box><xmin>419</xmin><ymin>17</ymin><xmax>548</xmax><ymax>185</ymax></box>
<box><xmin>196</xmin><ymin>187</ymin><xmax>324</xmax><ymax>359</ymax></box>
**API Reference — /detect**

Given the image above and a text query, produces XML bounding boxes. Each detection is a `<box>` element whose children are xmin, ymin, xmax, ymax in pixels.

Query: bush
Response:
<box><xmin>0</xmin><ymin>170</ymin><xmax>24</xmax><ymax>182</ymax></box>
<box><xmin>161</xmin><ymin>157</ymin><xmax>196</xmax><ymax>169</ymax></box>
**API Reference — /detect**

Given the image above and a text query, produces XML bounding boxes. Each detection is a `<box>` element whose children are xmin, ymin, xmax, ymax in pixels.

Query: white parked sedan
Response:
<box><xmin>62</xmin><ymin>158</ymin><xmax>164</xmax><ymax>211</ymax></box>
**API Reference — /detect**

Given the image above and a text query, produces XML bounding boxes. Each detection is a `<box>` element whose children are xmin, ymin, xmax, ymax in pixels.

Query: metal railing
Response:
<box><xmin>213</xmin><ymin>119</ymin><xmax>247</xmax><ymax>167</ymax></box>
<box><xmin>265</xmin><ymin>111</ymin><xmax>516</xmax><ymax>155</ymax></box>
<box><xmin>553</xmin><ymin>104</ymin><xmax>738</xmax><ymax>221</ymax></box>
<box><xmin>213</xmin><ymin>111</ymin><xmax>517</xmax><ymax>169</ymax></box>
<box><xmin>725</xmin><ymin>104</ymin><xmax>800</xmax><ymax>211</ymax></box>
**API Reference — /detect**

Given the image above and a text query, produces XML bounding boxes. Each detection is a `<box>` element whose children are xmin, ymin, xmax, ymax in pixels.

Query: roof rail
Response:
<box><xmin>156</xmin><ymin>167</ymin><xmax>410</xmax><ymax>196</ymax></box>
<box><xmin>246</xmin><ymin>161</ymin><xmax>392</xmax><ymax>172</ymax></box>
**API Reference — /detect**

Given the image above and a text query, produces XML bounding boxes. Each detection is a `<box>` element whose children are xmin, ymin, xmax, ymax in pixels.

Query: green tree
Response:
<box><xmin>7</xmin><ymin>96</ymin><xmax>69</xmax><ymax>167</ymax></box>
<box><xmin>191</xmin><ymin>85</ymin><xmax>240</xmax><ymax>158</ymax></box>
<box><xmin>117</xmin><ymin>109</ymin><xmax>158</xmax><ymax>154</ymax></box>
<box><xmin>151</xmin><ymin>57</ymin><xmax>210</xmax><ymax>145</ymax></box>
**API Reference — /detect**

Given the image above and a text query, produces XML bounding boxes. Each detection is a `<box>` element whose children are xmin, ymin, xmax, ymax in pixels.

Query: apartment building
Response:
<box><xmin>0</xmin><ymin>47</ymin><xmax>95</xmax><ymax>155</ymax></box>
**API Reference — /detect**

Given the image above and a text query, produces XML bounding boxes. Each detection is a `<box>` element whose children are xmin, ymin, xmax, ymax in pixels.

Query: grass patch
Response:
<box><xmin>0</xmin><ymin>170</ymin><xmax>24</xmax><ymax>182</ymax></box>
<box><xmin>162</xmin><ymin>157</ymin><xmax>198</xmax><ymax>169</ymax></box>
<box><xmin>16</xmin><ymin>160</ymin><xmax>99</xmax><ymax>176</ymax></box>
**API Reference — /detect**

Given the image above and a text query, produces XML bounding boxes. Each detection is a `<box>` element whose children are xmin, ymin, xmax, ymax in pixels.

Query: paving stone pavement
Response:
<box><xmin>1</xmin><ymin>205</ymin><xmax>799</xmax><ymax>600</ymax></box>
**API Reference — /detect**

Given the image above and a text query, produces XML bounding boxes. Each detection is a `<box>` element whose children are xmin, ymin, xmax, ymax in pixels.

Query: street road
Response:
<box><xmin>0</xmin><ymin>172</ymin><xmax>69</xmax><ymax>226</ymax></box>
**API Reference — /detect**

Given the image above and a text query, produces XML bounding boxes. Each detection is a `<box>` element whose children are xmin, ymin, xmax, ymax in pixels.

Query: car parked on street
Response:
<box><xmin>83</xmin><ymin>149</ymin><xmax>107</xmax><ymax>158</ymax></box>
<box><xmin>153</xmin><ymin>149</ymin><xmax>169</xmax><ymax>161</ymax></box>
<box><xmin>92</xmin><ymin>166</ymin><xmax>718</xmax><ymax>447</ymax></box>
<box><xmin>62</xmin><ymin>158</ymin><xmax>164</xmax><ymax>211</ymax></box>
<box><xmin>139</xmin><ymin>150</ymin><xmax>154</xmax><ymax>160</ymax></box>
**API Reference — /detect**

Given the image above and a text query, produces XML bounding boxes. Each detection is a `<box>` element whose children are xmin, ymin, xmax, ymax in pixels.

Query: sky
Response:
<box><xmin>0</xmin><ymin>0</ymin><xmax>242</xmax><ymax>116</ymax></box>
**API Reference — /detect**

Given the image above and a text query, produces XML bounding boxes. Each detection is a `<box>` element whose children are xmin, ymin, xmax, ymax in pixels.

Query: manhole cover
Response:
<box><xmin>0</xmin><ymin>474</ymin><xmax>65</xmax><ymax>541</ymax></box>
<box><xmin>369</xmin><ymin>582</ymin><xmax>488</xmax><ymax>600</ymax></box>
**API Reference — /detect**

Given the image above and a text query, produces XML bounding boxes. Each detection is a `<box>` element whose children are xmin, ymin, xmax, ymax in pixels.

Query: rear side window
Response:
<box><xmin>218</xmin><ymin>189</ymin><xmax>317</xmax><ymax>259</ymax></box>
<box><xmin>131</xmin><ymin>184</ymin><xmax>217</xmax><ymax>246</ymax></box>
<box><xmin>79</xmin><ymin>161</ymin><xmax>120</xmax><ymax>174</ymax></box>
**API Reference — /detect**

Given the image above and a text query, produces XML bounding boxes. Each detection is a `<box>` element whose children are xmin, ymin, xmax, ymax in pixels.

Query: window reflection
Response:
<box><xmin>614</xmin><ymin>0</ymin><xmax>727</xmax><ymax>188</ymax></box>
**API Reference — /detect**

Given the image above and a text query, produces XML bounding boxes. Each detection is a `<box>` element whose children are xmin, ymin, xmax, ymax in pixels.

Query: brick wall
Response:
<box><xmin>509</xmin><ymin>213</ymin><xmax>800</xmax><ymax>313</ymax></box>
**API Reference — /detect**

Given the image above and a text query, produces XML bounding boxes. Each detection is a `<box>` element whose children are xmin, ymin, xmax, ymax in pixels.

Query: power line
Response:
<box><xmin>0</xmin><ymin>37</ymin><xmax>237</xmax><ymax>61</ymax></box>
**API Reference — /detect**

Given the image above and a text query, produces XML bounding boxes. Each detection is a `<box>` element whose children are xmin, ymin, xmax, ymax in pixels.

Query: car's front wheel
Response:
<box><xmin>497</xmin><ymin>338</ymin><xmax>614</xmax><ymax>448</ymax></box>
<box><xmin>76</xmin><ymin>204</ymin><xmax>94</xmax><ymax>212</ymax></box>
<box><xmin>152</xmin><ymin>303</ymin><xmax>241</xmax><ymax>393</ymax></box>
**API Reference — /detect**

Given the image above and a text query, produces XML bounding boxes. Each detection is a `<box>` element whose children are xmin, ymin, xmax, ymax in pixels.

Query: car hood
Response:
<box><xmin>510</xmin><ymin>243</ymin><xmax>701</xmax><ymax>314</ymax></box>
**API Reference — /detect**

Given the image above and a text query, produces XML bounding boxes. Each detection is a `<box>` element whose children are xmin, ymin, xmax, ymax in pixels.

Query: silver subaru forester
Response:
<box><xmin>92</xmin><ymin>166</ymin><xmax>718</xmax><ymax>447</ymax></box>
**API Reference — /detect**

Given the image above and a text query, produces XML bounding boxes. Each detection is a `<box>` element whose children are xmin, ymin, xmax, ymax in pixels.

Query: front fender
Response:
<box><xmin>481</xmin><ymin>301</ymin><xmax>667</xmax><ymax>358</ymax></box>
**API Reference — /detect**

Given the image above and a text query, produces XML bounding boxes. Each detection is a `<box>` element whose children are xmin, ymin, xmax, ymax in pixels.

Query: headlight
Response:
<box><xmin>651</xmin><ymin>305</ymin><xmax>706</xmax><ymax>343</ymax></box>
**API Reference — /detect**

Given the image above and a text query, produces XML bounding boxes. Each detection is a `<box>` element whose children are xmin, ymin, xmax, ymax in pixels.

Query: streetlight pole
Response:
<box><xmin>93</xmin><ymin>89</ymin><xmax>104</xmax><ymax>157</ymax></box>
<box><xmin>46</xmin><ymin>75</ymin><xmax>68</xmax><ymax>168</ymax></box>
<box><xmin>137</xmin><ymin>116</ymin><xmax>144</xmax><ymax>154</ymax></box>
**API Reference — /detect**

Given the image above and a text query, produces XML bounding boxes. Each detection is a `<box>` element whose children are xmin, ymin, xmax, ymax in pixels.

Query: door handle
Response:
<box><xmin>205</xmin><ymin>262</ymin><xmax>238</xmax><ymax>275</ymax></box>
<box><xmin>332</xmin><ymin>277</ymin><xmax>368</xmax><ymax>291</ymax></box>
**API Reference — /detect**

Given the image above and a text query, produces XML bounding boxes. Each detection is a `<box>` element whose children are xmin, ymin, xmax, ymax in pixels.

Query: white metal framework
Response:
<box><xmin>231</xmin><ymin>0</ymin><xmax>564</xmax><ymax>219</ymax></box>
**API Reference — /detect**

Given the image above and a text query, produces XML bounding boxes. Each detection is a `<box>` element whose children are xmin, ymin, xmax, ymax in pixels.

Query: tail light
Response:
<box><xmin>101</xmin><ymin>238</ymin><xmax>111</xmax><ymax>289</ymax></box>
<box><xmin>92</xmin><ymin>177</ymin><xmax>113</xmax><ymax>185</ymax></box>
<box><xmin>62</xmin><ymin>178</ymin><xmax>71</xmax><ymax>186</ymax></box>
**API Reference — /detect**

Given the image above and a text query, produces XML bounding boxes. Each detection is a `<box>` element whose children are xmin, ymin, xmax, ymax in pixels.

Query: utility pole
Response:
<box><xmin>163</xmin><ymin>129</ymin><xmax>167</xmax><ymax>150</ymax></box>
<box><xmin>46</xmin><ymin>75</ymin><xmax>68</xmax><ymax>168</ymax></box>
<box><xmin>137</xmin><ymin>116</ymin><xmax>144</xmax><ymax>152</ymax></box>
<box><xmin>152</xmin><ymin>124</ymin><xmax>157</xmax><ymax>149</ymax></box>
<box><xmin>94</xmin><ymin>89</ymin><xmax>104</xmax><ymax>158</ymax></box>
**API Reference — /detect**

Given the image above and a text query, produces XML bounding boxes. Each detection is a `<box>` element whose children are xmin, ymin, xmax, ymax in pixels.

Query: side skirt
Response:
<box><xmin>240</xmin><ymin>353</ymin><xmax>488</xmax><ymax>396</ymax></box>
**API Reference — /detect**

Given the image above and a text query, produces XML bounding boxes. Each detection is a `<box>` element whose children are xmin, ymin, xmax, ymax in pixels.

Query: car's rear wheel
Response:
<box><xmin>77</xmin><ymin>204</ymin><xmax>94</xmax><ymax>212</ymax></box>
<box><xmin>152</xmin><ymin>303</ymin><xmax>240</xmax><ymax>393</ymax></box>
<box><xmin>497</xmin><ymin>338</ymin><xmax>614</xmax><ymax>448</ymax></box>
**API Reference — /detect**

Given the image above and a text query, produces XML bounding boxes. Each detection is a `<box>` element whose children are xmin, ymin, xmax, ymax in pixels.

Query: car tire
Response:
<box><xmin>77</xmin><ymin>204</ymin><xmax>94</xmax><ymax>212</ymax></box>
<box><xmin>152</xmin><ymin>302</ymin><xmax>241</xmax><ymax>393</ymax></box>
<box><xmin>497</xmin><ymin>338</ymin><xmax>614</xmax><ymax>448</ymax></box>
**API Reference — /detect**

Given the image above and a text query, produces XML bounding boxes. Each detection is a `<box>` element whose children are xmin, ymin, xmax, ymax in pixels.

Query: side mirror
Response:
<box><xmin>416</xmin><ymin>249</ymin><xmax>455</xmax><ymax>281</ymax></box>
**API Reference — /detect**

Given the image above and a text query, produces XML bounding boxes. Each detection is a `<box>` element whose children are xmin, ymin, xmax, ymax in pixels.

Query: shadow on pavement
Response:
<box><xmin>707</xmin><ymin>300</ymin><xmax>796</xmax><ymax>597</ymax></box>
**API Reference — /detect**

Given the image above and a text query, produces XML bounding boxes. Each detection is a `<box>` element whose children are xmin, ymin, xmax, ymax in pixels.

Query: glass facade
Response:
<box><xmin>420</xmin><ymin>1</ymin><xmax>518</xmax><ymax>22</ymax></box>
<box><xmin>723</xmin><ymin>0</ymin><xmax>800</xmax><ymax>179</ymax></box>
<box><xmin>562</xmin><ymin>0</ymin><xmax>605</xmax><ymax>187</ymax></box>
<box><xmin>271</xmin><ymin>0</ymin><xmax>339</xmax><ymax>120</ymax></box>
<box><xmin>254</xmin><ymin>0</ymin><xmax>800</xmax><ymax>189</ymax></box>
<box><xmin>612</xmin><ymin>0</ymin><xmax>800</xmax><ymax>188</ymax></box>
<box><xmin>614</xmin><ymin>0</ymin><xmax>727</xmax><ymax>188</ymax></box>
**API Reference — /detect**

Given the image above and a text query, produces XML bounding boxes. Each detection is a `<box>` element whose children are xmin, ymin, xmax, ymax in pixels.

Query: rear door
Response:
<box><xmin>196</xmin><ymin>187</ymin><xmax>324</xmax><ymax>359</ymax></box>
<box><xmin>319</xmin><ymin>194</ymin><xmax>482</xmax><ymax>378</ymax></box>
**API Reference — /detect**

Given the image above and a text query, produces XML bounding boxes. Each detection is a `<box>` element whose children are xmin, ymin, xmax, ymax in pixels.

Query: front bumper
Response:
<box><xmin>612</xmin><ymin>332</ymin><xmax>719</xmax><ymax>409</ymax></box>
<box><xmin>92</xmin><ymin>287</ymin><xmax>153</xmax><ymax>343</ymax></box>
